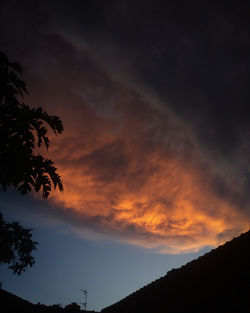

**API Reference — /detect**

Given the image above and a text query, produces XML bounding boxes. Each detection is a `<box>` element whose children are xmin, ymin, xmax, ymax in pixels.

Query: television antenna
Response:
<box><xmin>80</xmin><ymin>289</ymin><xmax>88</xmax><ymax>310</ymax></box>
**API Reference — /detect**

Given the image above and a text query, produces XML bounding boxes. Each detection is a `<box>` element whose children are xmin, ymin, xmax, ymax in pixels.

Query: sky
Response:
<box><xmin>1</xmin><ymin>0</ymin><xmax>250</xmax><ymax>311</ymax></box>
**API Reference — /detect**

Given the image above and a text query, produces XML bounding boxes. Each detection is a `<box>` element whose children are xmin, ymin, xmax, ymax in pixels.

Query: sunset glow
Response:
<box><xmin>3</xmin><ymin>1</ymin><xmax>250</xmax><ymax>310</ymax></box>
<box><xmin>45</xmin><ymin>86</ymin><xmax>250</xmax><ymax>254</ymax></box>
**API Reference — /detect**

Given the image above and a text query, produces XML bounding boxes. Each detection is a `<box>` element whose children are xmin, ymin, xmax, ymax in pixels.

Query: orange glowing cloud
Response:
<box><xmin>24</xmin><ymin>31</ymin><xmax>250</xmax><ymax>254</ymax></box>
<box><xmin>40</xmin><ymin>82</ymin><xmax>250</xmax><ymax>254</ymax></box>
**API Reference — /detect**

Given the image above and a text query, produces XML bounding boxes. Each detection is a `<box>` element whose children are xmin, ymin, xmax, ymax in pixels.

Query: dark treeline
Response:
<box><xmin>0</xmin><ymin>288</ymin><xmax>97</xmax><ymax>313</ymax></box>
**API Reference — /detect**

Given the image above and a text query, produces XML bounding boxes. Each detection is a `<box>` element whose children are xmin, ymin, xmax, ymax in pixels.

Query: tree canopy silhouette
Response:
<box><xmin>0</xmin><ymin>52</ymin><xmax>63</xmax><ymax>198</ymax></box>
<box><xmin>0</xmin><ymin>51</ymin><xmax>64</xmax><ymax>274</ymax></box>
<box><xmin>0</xmin><ymin>212</ymin><xmax>37</xmax><ymax>275</ymax></box>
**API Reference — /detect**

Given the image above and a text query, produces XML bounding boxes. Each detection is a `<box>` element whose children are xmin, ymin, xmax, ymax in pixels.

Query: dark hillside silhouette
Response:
<box><xmin>0</xmin><ymin>288</ymin><xmax>37</xmax><ymax>313</ymax></box>
<box><xmin>0</xmin><ymin>288</ymin><xmax>97</xmax><ymax>313</ymax></box>
<box><xmin>102</xmin><ymin>229</ymin><xmax>250</xmax><ymax>313</ymax></box>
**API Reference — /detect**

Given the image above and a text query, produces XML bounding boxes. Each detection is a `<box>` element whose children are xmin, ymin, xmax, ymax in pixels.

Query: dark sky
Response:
<box><xmin>1</xmin><ymin>0</ymin><xmax>250</xmax><ymax>310</ymax></box>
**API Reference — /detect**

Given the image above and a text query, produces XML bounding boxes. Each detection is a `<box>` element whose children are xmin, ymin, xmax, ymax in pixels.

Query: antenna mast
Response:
<box><xmin>80</xmin><ymin>289</ymin><xmax>88</xmax><ymax>311</ymax></box>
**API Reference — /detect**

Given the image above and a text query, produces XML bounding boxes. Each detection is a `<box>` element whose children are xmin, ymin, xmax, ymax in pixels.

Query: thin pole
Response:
<box><xmin>80</xmin><ymin>289</ymin><xmax>88</xmax><ymax>310</ymax></box>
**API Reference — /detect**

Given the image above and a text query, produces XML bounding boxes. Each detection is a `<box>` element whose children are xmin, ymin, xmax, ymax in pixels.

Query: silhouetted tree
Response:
<box><xmin>64</xmin><ymin>302</ymin><xmax>82</xmax><ymax>312</ymax></box>
<box><xmin>0</xmin><ymin>212</ymin><xmax>37</xmax><ymax>275</ymax></box>
<box><xmin>49</xmin><ymin>303</ymin><xmax>63</xmax><ymax>312</ymax></box>
<box><xmin>0</xmin><ymin>51</ymin><xmax>64</xmax><ymax>274</ymax></box>
<box><xmin>0</xmin><ymin>52</ymin><xmax>63</xmax><ymax>198</ymax></box>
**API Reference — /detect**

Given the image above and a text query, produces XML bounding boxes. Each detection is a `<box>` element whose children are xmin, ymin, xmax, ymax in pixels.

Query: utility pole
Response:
<box><xmin>80</xmin><ymin>289</ymin><xmax>88</xmax><ymax>311</ymax></box>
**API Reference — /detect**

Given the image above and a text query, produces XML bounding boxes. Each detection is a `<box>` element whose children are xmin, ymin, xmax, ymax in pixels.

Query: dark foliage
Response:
<box><xmin>0</xmin><ymin>51</ymin><xmax>64</xmax><ymax>275</ymax></box>
<box><xmin>0</xmin><ymin>212</ymin><xmax>37</xmax><ymax>275</ymax></box>
<box><xmin>0</xmin><ymin>51</ymin><xmax>63</xmax><ymax>199</ymax></box>
<box><xmin>64</xmin><ymin>303</ymin><xmax>82</xmax><ymax>312</ymax></box>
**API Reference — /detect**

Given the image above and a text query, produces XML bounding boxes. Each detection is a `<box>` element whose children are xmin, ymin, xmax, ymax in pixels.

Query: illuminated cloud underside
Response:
<box><xmin>18</xmin><ymin>25</ymin><xmax>250</xmax><ymax>254</ymax></box>
<box><xmin>45</xmin><ymin>81</ymin><xmax>250</xmax><ymax>254</ymax></box>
